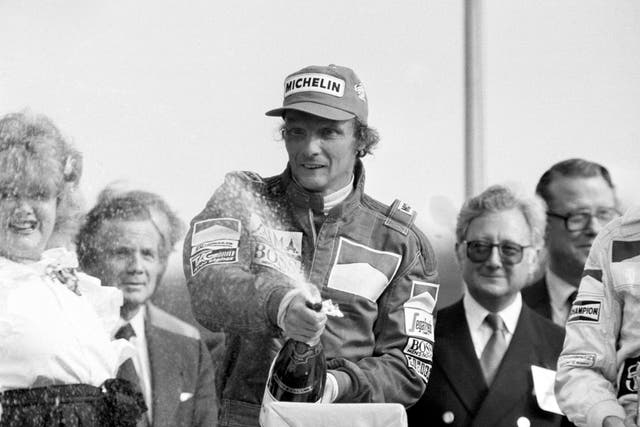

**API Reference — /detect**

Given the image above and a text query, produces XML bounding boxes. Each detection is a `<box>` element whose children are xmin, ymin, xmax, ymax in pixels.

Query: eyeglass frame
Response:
<box><xmin>462</xmin><ymin>240</ymin><xmax>532</xmax><ymax>265</ymax></box>
<box><xmin>546</xmin><ymin>208</ymin><xmax>620</xmax><ymax>232</ymax></box>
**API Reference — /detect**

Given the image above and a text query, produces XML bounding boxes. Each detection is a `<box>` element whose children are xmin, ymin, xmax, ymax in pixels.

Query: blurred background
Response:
<box><xmin>1</xmin><ymin>0</ymin><xmax>639</xmax><ymax>313</ymax></box>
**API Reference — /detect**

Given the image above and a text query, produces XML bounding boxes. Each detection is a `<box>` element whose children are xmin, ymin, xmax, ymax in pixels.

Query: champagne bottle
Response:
<box><xmin>262</xmin><ymin>302</ymin><xmax>327</xmax><ymax>404</ymax></box>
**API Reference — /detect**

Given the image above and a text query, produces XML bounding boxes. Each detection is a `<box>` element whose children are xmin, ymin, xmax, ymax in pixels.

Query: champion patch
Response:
<box><xmin>406</xmin><ymin>355</ymin><xmax>432</xmax><ymax>384</ymax></box>
<box><xmin>558</xmin><ymin>353</ymin><xmax>596</xmax><ymax>368</ymax></box>
<box><xmin>617</xmin><ymin>356</ymin><xmax>640</xmax><ymax>398</ymax></box>
<box><xmin>404</xmin><ymin>337</ymin><xmax>433</xmax><ymax>361</ymax></box>
<box><xmin>567</xmin><ymin>300</ymin><xmax>601</xmax><ymax>323</ymax></box>
<box><xmin>284</xmin><ymin>73</ymin><xmax>345</xmax><ymax>98</ymax></box>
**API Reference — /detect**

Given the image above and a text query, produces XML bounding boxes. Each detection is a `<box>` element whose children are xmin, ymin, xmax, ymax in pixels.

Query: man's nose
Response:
<box><xmin>485</xmin><ymin>246</ymin><xmax>503</xmax><ymax>267</ymax></box>
<box><xmin>300</xmin><ymin>133</ymin><xmax>322</xmax><ymax>155</ymax></box>
<box><xmin>127</xmin><ymin>253</ymin><xmax>144</xmax><ymax>273</ymax></box>
<box><xmin>583</xmin><ymin>214</ymin><xmax>604</xmax><ymax>236</ymax></box>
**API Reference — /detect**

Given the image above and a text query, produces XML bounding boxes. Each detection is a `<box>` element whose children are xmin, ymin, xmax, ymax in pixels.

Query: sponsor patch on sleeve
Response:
<box><xmin>407</xmin><ymin>281</ymin><xmax>439</xmax><ymax>314</ymax></box>
<box><xmin>403</xmin><ymin>307</ymin><xmax>434</xmax><ymax>341</ymax></box>
<box><xmin>558</xmin><ymin>353</ymin><xmax>597</xmax><ymax>368</ymax></box>
<box><xmin>189</xmin><ymin>218</ymin><xmax>241</xmax><ymax>275</ymax></box>
<box><xmin>567</xmin><ymin>299</ymin><xmax>602</xmax><ymax>323</ymax></box>
<box><xmin>612</xmin><ymin>240</ymin><xmax>640</xmax><ymax>263</ymax></box>
<box><xmin>405</xmin><ymin>355</ymin><xmax>432</xmax><ymax>384</ymax></box>
<box><xmin>617</xmin><ymin>356</ymin><xmax>640</xmax><ymax>398</ymax></box>
<box><xmin>403</xmin><ymin>337</ymin><xmax>433</xmax><ymax>361</ymax></box>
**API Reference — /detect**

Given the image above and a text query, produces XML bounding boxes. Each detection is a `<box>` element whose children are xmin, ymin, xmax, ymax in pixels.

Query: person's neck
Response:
<box><xmin>121</xmin><ymin>304</ymin><xmax>142</xmax><ymax>322</ymax></box>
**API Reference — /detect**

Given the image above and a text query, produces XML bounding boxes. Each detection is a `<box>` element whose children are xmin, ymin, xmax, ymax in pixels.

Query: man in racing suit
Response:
<box><xmin>183</xmin><ymin>64</ymin><xmax>439</xmax><ymax>426</ymax></box>
<box><xmin>556</xmin><ymin>206</ymin><xmax>640</xmax><ymax>427</ymax></box>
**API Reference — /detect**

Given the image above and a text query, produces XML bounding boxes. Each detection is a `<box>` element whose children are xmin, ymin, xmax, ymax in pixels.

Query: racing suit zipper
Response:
<box><xmin>307</xmin><ymin>208</ymin><xmax>320</xmax><ymax>283</ymax></box>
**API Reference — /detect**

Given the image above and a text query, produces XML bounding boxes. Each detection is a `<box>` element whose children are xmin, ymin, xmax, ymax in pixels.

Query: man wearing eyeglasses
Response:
<box><xmin>522</xmin><ymin>159</ymin><xmax>618</xmax><ymax>327</ymax></box>
<box><xmin>408</xmin><ymin>185</ymin><xmax>572</xmax><ymax>427</ymax></box>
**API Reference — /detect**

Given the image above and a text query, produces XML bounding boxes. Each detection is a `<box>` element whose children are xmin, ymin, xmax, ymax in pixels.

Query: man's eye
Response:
<box><xmin>284</xmin><ymin>128</ymin><xmax>306</xmax><ymax>138</ymax></box>
<box><xmin>320</xmin><ymin>128</ymin><xmax>340</xmax><ymax>138</ymax></box>
<box><xmin>500</xmin><ymin>244</ymin><xmax>520</xmax><ymax>256</ymax></box>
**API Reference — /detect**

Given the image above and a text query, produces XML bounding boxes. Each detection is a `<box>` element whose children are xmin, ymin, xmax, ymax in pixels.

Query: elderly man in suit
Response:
<box><xmin>522</xmin><ymin>159</ymin><xmax>618</xmax><ymax>327</ymax></box>
<box><xmin>76</xmin><ymin>191</ymin><xmax>218</xmax><ymax>427</ymax></box>
<box><xmin>408</xmin><ymin>185</ymin><xmax>571</xmax><ymax>427</ymax></box>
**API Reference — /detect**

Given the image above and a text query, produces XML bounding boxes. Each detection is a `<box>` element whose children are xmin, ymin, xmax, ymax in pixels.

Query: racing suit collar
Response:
<box><xmin>283</xmin><ymin>159</ymin><xmax>365</xmax><ymax>217</ymax></box>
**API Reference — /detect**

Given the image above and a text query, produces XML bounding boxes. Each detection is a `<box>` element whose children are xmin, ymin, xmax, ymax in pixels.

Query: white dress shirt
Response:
<box><xmin>122</xmin><ymin>306</ymin><xmax>153</xmax><ymax>423</ymax></box>
<box><xmin>546</xmin><ymin>268</ymin><xmax>578</xmax><ymax>327</ymax></box>
<box><xmin>463</xmin><ymin>291</ymin><xmax>522</xmax><ymax>358</ymax></box>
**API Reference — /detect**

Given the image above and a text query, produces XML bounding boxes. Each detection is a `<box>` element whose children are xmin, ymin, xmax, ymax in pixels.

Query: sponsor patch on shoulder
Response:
<box><xmin>189</xmin><ymin>218</ymin><xmax>241</xmax><ymax>275</ymax></box>
<box><xmin>405</xmin><ymin>355</ymin><xmax>432</xmax><ymax>384</ymax></box>
<box><xmin>618</xmin><ymin>356</ymin><xmax>640</xmax><ymax>398</ymax></box>
<box><xmin>558</xmin><ymin>353</ymin><xmax>596</xmax><ymax>368</ymax></box>
<box><xmin>403</xmin><ymin>337</ymin><xmax>433</xmax><ymax>361</ymax></box>
<box><xmin>567</xmin><ymin>299</ymin><xmax>602</xmax><ymax>323</ymax></box>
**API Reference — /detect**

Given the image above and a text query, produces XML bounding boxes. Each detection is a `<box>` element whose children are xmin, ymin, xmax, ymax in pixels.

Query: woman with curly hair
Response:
<box><xmin>0</xmin><ymin>111</ymin><xmax>146</xmax><ymax>426</ymax></box>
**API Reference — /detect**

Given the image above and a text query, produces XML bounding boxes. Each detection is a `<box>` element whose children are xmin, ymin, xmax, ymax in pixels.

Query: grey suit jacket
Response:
<box><xmin>145</xmin><ymin>303</ymin><xmax>218</xmax><ymax>427</ymax></box>
<box><xmin>407</xmin><ymin>299</ymin><xmax>572</xmax><ymax>427</ymax></box>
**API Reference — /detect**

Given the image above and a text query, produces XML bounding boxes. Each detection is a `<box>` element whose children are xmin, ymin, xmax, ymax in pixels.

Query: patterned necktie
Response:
<box><xmin>115</xmin><ymin>323</ymin><xmax>150</xmax><ymax>427</ymax></box>
<box><xmin>480</xmin><ymin>313</ymin><xmax>507</xmax><ymax>386</ymax></box>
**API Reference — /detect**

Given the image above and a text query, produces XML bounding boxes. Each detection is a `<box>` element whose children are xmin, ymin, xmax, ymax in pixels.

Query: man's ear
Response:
<box><xmin>527</xmin><ymin>248</ymin><xmax>541</xmax><ymax>276</ymax></box>
<box><xmin>454</xmin><ymin>242</ymin><xmax>465</xmax><ymax>266</ymax></box>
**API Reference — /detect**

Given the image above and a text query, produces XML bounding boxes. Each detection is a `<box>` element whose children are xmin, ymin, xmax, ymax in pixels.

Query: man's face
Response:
<box><xmin>457</xmin><ymin>208</ymin><xmax>536</xmax><ymax>311</ymax></box>
<box><xmin>283</xmin><ymin>110</ymin><xmax>359</xmax><ymax>196</ymax></box>
<box><xmin>545</xmin><ymin>175</ymin><xmax>617</xmax><ymax>285</ymax></box>
<box><xmin>0</xmin><ymin>184</ymin><xmax>57</xmax><ymax>262</ymax></box>
<box><xmin>93</xmin><ymin>219</ymin><xmax>164</xmax><ymax>315</ymax></box>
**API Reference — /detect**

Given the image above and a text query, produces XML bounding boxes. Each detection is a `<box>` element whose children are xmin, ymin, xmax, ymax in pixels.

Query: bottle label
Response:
<box><xmin>272</xmin><ymin>374</ymin><xmax>314</xmax><ymax>394</ymax></box>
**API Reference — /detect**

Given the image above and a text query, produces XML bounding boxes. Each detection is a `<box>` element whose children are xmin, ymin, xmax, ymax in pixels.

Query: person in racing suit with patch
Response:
<box><xmin>556</xmin><ymin>206</ymin><xmax>640</xmax><ymax>427</ymax></box>
<box><xmin>183</xmin><ymin>64</ymin><xmax>439</xmax><ymax>427</ymax></box>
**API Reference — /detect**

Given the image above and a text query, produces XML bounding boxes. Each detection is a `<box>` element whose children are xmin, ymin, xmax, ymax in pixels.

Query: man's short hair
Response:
<box><xmin>77</xmin><ymin>191</ymin><xmax>184</xmax><ymax>272</ymax></box>
<box><xmin>535</xmin><ymin>158</ymin><xmax>615</xmax><ymax>206</ymax></box>
<box><xmin>455</xmin><ymin>184</ymin><xmax>547</xmax><ymax>249</ymax></box>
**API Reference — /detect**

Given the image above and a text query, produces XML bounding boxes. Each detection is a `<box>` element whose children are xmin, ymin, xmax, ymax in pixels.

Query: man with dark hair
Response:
<box><xmin>77</xmin><ymin>193</ymin><xmax>218</xmax><ymax>427</ymax></box>
<box><xmin>523</xmin><ymin>158</ymin><xmax>618</xmax><ymax>327</ymax></box>
<box><xmin>184</xmin><ymin>64</ymin><xmax>439</xmax><ymax>426</ymax></box>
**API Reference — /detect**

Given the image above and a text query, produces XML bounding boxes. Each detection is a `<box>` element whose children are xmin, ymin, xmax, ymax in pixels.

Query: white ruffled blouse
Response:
<box><xmin>0</xmin><ymin>248</ymin><xmax>134</xmax><ymax>391</ymax></box>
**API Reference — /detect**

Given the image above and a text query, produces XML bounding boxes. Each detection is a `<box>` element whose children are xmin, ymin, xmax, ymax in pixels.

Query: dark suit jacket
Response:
<box><xmin>522</xmin><ymin>277</ymin><xmax>553</xmax><ymax>321</ymax></box>
<box><xmin>145</xmin><ymin>303</ymin><xmax>218</xmax><ymax>427</ymax></box>
<box><xmin>407</xmin><ymin>299</ymin><xmax>572</xmax><ymax>427</ymax></box>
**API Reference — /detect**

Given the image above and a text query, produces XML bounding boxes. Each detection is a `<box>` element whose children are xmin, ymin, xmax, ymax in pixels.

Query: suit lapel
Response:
<box><xmin>146</xmin><ymin>304</ymin><xmax>181</xmax><ymax>427</ymax></box>
<box><xmin>473</xmin><ymin>305</ymin><xmax>538</xmax><ymax>426</ymax></box>
<box><xmin>527</xmin><ymin>278</ymin><xmax>552</xmax><ymax>319</ymax></box>
<box><xmin>436</xmin><ymin>301</ymin><xmax>489</xmax><ymax>414</ymax></box>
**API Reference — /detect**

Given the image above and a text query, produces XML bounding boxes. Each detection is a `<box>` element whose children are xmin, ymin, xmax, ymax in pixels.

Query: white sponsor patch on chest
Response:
<box><xmin>326</xmin><ymin>237</ymin><xmax>401</xmax><ymax>302</ymax></box>
<box><xmin>249</xmin><ymin>214</ymin><xmax>303</xmax><ymax>278</ymax></box>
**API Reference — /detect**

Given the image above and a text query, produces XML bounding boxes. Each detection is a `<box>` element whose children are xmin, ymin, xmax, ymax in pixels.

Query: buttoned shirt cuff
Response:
<box><xmin>277</xmin><ymin>288</ymin><xmax>306</xmax><ymax>331</ymax></box>
<box><xmin>586</xmin><ymin>399</ymin><xmax>627</xmax><ymax>427</ymax></box>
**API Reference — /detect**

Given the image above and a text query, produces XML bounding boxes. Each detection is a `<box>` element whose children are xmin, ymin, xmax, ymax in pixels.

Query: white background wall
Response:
<box><xmin>1</xmin><ymin>0</ymin><xmax>638</xmax><ymax>307</ymax></box>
